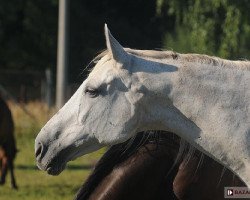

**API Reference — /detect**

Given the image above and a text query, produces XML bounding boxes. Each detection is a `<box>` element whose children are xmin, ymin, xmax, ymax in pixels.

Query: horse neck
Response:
<box><xmin>75</xmin><ymin>132</ymin><xmax>179</xmax><ymax>200</ymax></box>
<box><xmin>74</xmin><ymin>144</ymin><xmax>123</xmax><ymax>200</ymax></box>
<box><xmin>136</xmin><ymin>56</ymin><xmax>250</xmax><ymax>186</ymax></box>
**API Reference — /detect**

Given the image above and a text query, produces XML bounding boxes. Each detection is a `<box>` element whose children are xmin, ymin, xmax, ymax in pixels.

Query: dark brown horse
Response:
<box><xmin>0</xmin><ymin>96</ymin><xmax>17</xmax><ymax>189</ymax></box>
<box><xmin>75</xmin><ymin>131</ymin><xmax>245</xmax><ymax>200</ymax></box>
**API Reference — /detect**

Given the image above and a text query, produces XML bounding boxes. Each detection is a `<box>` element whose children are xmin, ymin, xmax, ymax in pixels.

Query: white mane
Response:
<box><xmin>126</xmin><ymin>49</ymin><xmax>250</xmax><ymax>70</ymax></box>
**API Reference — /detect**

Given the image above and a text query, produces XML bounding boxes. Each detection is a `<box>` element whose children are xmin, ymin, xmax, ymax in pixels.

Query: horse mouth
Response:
<box><xmin>36</xmin><ymin>137</ymin><xmax>103</xmax><ymax>176</ymax></box>
<box><xmin>46</xmin><ymin>163</ymin><xmax>66</xmax><ymax>176</ymax></box>
<box><xmin>37</xmin><ymin>156</ymin><xmax>67</xmax><ymax>176</ymax></box>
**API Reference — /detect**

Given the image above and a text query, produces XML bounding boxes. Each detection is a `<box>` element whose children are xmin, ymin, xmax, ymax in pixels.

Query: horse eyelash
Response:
<box><xmin>85</xmin><ymin>88</ymin><xmax>99</xmax><ymax>97</ymax></box>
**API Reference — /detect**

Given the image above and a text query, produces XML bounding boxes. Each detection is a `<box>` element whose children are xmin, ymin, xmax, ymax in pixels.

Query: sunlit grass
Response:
<box><xmin>0</xmin><ymin>101</ymin><xmax>104</xmax><ymax>200</ymax></box>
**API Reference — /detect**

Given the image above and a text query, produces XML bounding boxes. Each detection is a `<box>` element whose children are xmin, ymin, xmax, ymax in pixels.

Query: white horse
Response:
<box><xmin>35</xmin><ymin>24</ymin><xmax>250</xmax><ymax>187</ymax></box>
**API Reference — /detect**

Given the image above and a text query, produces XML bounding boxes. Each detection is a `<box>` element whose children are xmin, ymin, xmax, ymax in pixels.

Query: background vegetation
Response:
<box><xmin>157</xmin><ymin>0</ymin><xmax>250</xmax><ymax>59</ymax></box>
<box><xmin>0</xmin><ymin>102</ymin><xmax>105</xmax><ymax>199</ymax></box>
<box><xmin>1</xmin><ymin>0</ymin><xmax>249</xmax><ymax>84</ymax></box>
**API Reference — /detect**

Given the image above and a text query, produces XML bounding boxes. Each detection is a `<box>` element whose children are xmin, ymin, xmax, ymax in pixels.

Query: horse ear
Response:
<box><xmin>104</xmin><ymin>24</ymin><xmax>128</xmax><ymax>63</ymax></box>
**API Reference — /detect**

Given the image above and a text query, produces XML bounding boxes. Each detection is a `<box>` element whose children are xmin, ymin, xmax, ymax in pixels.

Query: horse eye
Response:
<box><xmin>85</xmin><ymin>88</ymin><xmax>99</xmax><ymax>98</ymax></box>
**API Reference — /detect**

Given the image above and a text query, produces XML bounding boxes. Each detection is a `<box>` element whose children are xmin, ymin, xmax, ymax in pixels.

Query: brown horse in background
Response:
<box><xmin>0</xmin><ymin>96</ymin><xmax>17</xmax><ymax>189</ymax></box>
<box><xmin>75</xmin><ymin>131</ymin><xmax>245</xmax><ymax>200</ymax></box>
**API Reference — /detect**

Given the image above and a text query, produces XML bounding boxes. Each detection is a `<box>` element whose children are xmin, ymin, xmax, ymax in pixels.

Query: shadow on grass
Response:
<box><xmin>16</xmin><ymin>164</ymin><xmax>93</xmax><ymax>171</ymax></box>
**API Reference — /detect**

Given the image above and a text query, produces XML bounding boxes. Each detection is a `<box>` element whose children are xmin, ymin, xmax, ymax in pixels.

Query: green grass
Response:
<box><xmin>0</xmin><ymin>102</ymin><xmax>104</xmax><ymax>200</ymax></box>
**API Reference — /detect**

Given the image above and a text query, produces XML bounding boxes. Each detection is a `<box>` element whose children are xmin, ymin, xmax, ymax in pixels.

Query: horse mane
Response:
<box><xmin>74</xmin><ymin>131</ymin><xmax>182</xmax><ymax>200</ymax></box>
<box><xmin>127</xmin><ymin>48</ymin><xmax>250</xmax><ymax>69</ymax></box>
<box><xmin>90</xmin><ymin>48</ymin><xmax>250</xmax><ymax>70</ymax></box>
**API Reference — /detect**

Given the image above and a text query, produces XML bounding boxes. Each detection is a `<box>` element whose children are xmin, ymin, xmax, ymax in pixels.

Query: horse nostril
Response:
<box><xmin>35</xmin><ymin>142</ymin><xmax>44</xmax><ymax>160</ymax></box>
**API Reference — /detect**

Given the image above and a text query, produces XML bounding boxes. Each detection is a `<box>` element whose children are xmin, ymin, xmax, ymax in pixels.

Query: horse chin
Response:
<box><xmin>36</xmin><ymin>153</ymin><xmax>69</xmax><ymax>176</ymax></box>
<box><xmin>44</xmin><ymin>143</ymin><xmax>103</xmax><ymax>176</ymax></box>
<box><xmin>46</xmin><ymin>163</ymin><xmax>66</xmax><ymax>176</ymax></box>
<box><xmin>40</xmin><ymin>159</ymin><xmax>67</xmax><ymax>176</ymax></box>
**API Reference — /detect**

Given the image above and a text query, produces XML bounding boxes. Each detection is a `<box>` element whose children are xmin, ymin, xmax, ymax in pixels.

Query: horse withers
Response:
<box><xmin>0</xmin><ymin>96</ymin><xmax>17</xmax><ymax>189</ymax></box>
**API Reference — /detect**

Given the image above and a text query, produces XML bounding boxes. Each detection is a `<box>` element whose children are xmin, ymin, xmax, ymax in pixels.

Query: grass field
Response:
<box><xmin>0</xmin><ymin>102</ymin><xmax>104</xmax><ymax>200</ymax></box>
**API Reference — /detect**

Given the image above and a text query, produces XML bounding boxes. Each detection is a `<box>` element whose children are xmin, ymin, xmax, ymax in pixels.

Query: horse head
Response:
<box><xmin>35</xmin><ymin>25</ymin><xmax>152</xmax><ymax>175</ymax></box>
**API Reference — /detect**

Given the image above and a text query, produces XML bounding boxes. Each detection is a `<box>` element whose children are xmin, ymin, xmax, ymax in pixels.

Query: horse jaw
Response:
<box><xmin>35</xmin><ymin>54</ymin><xmax>140</xmax><ymax>175</ymax></box>
<box><xmin>35</xmin><ymin>84</ymin><xmax>104</xmax><ymax>175</ymax></box>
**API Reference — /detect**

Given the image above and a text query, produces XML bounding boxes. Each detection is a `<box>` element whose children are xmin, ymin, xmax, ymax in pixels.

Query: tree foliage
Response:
<box><xmin>0</xmin><ymin>0</ymin><xmax>169</xmax><ymax>83</ymax></box>
<box><xmin>0</xmin><ymin>0</ymin><xmax>249</xmax><ymax>84</ymax></box>
<box><xmin>158</xmin><ymin>0</ymin><xmax>250</xmax><ymax>59</ymax></box>
<box><xmin>0</xmin><ymin>0</ymin><xmax>58</xmax><ymax>70</ymax></box>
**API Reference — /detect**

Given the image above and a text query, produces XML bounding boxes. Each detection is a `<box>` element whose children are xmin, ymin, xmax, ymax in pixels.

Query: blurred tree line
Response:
<box><xmin>157</xmin><ymin>0</ymin><xmax>250</xmax><ymax>59</ymax></box>
<box><xmin>0</xmin><ymin>0</ymin><xmax>249</xmax><ymax>83</ymax></box>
